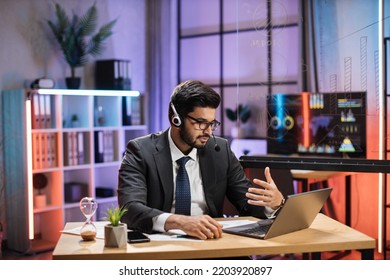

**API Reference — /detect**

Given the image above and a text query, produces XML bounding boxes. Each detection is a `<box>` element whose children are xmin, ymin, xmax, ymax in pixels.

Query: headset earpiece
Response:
<box><xmin>170</xmin><ymin>103</ymin><xmax>182</xmax><ymax>127</ymax></box>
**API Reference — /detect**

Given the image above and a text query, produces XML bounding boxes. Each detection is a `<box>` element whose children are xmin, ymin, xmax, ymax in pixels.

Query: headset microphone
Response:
<box><xmin>212</xmin><ymin>133</ymin><xmax>220</xmax><ymax>152</ymax></box>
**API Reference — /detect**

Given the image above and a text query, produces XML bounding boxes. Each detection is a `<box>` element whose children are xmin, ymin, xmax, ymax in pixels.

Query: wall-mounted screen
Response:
<box><xmin>267</xmin><ymin>92</ymin><xmax>367</xmax><ymax>158</ymax></box>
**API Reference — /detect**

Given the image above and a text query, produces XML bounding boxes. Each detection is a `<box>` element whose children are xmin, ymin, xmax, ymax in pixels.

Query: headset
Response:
<box><xmin>170</xmin><ymin>102</ymin><xmax>182</xmax><ymax>127</ymax></box>
<box><xmin>170</xmin><ymin>100</ymin><xmax>220</xmax><ymax>151</ymax></box>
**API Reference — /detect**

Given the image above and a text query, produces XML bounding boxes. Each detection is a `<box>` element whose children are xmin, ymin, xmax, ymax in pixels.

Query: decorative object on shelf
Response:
<box><xmin>104</xmin><ymin>206</ymin><xmax>128</xmax><ymax>248</ymax></box>
<box><xmin>47</xmin><ymin>2</ymin><xmax>117</xmax><ymax>89</ymax></box>
<box><xmin>79</xmin><ymin>197</ymin><xmax>98</xmax><ymax>241</ymax></box>
<box><xmin>30</xmin><ymin>78</ymin><xmax>55</xmax><ymax>89</ymax></box>
<box><xmin>94</xmin><ymin>105</ymin><xmax>105</xmax><ymax>126</ymax></box>
<box><xmin>33</xmin><ymin>173</ymin><xmax>48</xmax><ymax>208</ymax></box>
<box><xmin>225</xmin><ymin>104</ymin><xmax>252</xmax><ymax>138</ymax></box>
<box><xmin>64</xmin><ymin>182</ymin><xmax>88</xmax><ymax>202</ymax></box>
<box><xmin>71</xmin><ymin>114</ymin><xmax>79</xmax><ymax>127</ymax></box>
<box><xmin>95</xmin><ymin>187</ymin><xmax>114</xmax><ymax>198</ymax></box>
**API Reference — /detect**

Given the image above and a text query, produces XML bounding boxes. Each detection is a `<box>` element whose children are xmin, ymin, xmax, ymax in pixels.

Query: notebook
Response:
<box><xmin>223</xmin><ymin>188</ymin><xmax>332</xmax><ymax>239</ymax></box>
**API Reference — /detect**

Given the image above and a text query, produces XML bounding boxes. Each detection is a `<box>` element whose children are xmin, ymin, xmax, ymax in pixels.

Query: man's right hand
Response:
<box><xmin>165</xmin><ymin>214</ymin><xmax>223</xmax><ymax>240</ymax></box>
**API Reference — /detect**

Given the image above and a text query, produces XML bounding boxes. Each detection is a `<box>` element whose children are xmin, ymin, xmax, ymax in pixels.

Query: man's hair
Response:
<box><xmin>168</xmin><ymin>80</ymin><xmax>221</xmax><ymax>122</ymax></box>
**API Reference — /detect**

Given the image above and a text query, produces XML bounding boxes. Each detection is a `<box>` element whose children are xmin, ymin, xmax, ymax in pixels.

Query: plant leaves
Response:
<box><xmin>225</xmin><ymin>108</ymin><xmax>237</xmax><ymax>121</ymax></box>
<box><xmin>77</xmin><ymin>3</ymin><xmax>98</xmax><ymax>36</ymax></box>
<box><xmin>46</xmin><ymin>2</ymin><xmax>117</xmax><ymax>70</ymax></box>
<box><xmin>104</xmin><ymin>206</ymin><xmax>128</xmax><ymax>226</ymax></box>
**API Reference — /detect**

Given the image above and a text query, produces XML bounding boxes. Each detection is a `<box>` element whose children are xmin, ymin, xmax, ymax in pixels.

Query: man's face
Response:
<box><xmin>179</xmin><ymin>106</ymin><xmax>218</xmax><ymax>149</ymax></box>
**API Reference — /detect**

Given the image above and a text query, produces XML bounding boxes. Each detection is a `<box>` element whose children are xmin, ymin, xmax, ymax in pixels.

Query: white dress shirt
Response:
<box><xmin>153</xmin><ymin>128</ymin><xmax>207</xmax><ymax>231</ymax></box>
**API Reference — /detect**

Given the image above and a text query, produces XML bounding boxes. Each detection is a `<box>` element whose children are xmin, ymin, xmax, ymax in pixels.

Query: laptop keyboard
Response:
<box><xmin>239</xmin><ymin>223</ymin><xmax>272</xmax><ymax>235</ymax></box>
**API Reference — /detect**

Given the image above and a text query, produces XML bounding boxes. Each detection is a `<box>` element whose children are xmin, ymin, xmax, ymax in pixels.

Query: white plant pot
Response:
<box><xmin>104</xmin><ymin>223</ymin><xmax>127</xmax><ymax>248</ymax></box>
<box><xmin>34</xmin><ymin>194</ymin><xmax>47</xmax><ymax>208</ymax></box>
<box><xmin>231</xmin><ymin>127</ymin><xmax>239</xmax><ymax>138</ymax></box>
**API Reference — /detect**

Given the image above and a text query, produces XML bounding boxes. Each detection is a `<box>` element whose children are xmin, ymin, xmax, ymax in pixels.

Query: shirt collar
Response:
<box><xmin>168</xmin><ymin>127</ymin><xmax>198</xmax><ymax>163</ymax></box>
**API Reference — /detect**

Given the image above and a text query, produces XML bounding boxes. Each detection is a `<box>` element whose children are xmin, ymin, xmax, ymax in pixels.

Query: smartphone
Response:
<box><xmin>127</xmin><ymin>230</ymin><xmax>150</xmax><ymax>243</ymax></box>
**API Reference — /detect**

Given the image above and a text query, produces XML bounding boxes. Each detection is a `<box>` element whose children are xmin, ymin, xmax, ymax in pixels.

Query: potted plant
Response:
<box><xmin>104</xmin><ymin>205</ymin><xmax>128</xmax><ymax>248</ymax></box>
<box><xmin>33</xmin><ymin>173</ymin><xmax>48</xmax><ymax>208</ymax></box>
<box><xmin>71</xmin><ymin>114</ymin><xmax>79</xmax><ymax>127</ymax></box>
<box><xmin>47</xmin><ymin>2</ymin><xmax>117</xmax><ymax>89</ymax></box>
<box><xmin>225</xmin><ymin>104</ymin><xmax>252</xmax><ymax>138</ymax></box>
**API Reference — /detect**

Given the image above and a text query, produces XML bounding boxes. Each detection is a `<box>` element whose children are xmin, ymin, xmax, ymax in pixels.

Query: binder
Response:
<box><xmin>94</xmin><ymin>131</ymin><xmax>104</xmax><ymax>163</ymax></box>
<box><xmin>40</xmin><ymin>133</ymin><xmax>47</xmax><ymax>168</ymax></box>
<box><xmin>103</xmin><ymin>131</ymin><xmax>108</xmax><ymax>162</ymax></box>
<box><xmin>64</xmin><ymin>132</ymin><xmax>76</xmax><ymax>166</ymax></box>
<box><xmin>77</xmin><ymin>132</ymin><xmax>84</xmax><ymax>165</ymax></box>
<box><xmin>108</xmin><ymin>131</ymin><xmax>114</xmax><ymax>162</ymax></box>
<box><xmin>39</xmin><ymin>95</ymin><xmax>46</xmax><ymax>129</ymax></box>
<box><xmin>104</xmin><ymin>130</ymin><xmax>114</xmax><ymax>162</ymax></box>
<box><xmin>50</xmin><ymin>133</ymin><xmax>57</xmax><ymax>167</ymax></box>
<box><xmin>122</xmin><ymin>96</ymin><xmax>132</xmax><ymax>125</ymax></box>
<box><xmin>32</xmin><ymin>132</ymin><xmax>40</xmax><ymax>169</ymax></box>
<box><xmin>32</xmin><ymin>94</ymin><xmax>41</xmax><ymax>129</ymax></box>
<box><xmin>95</xmin><ymin>59</ymin><xmax>131</xmax><ymax>90</ymax></box>
<box><xmin>71</xmin><ymin>132</ymin><xmax>77</xmax><ymax>165</ymax></box>
<box><xmin>45</xmin><ymin>133</ymin><xmax>52</xmax><ymax>168</ymax></box>
<box><xmin>131</xmin><ymin>96</ymin><xmax>141</xmax><ymax>125</ymax></box>
<box><xmin>44</xmin><ymin>95</ymin><xmax>52</xmax><ymax>128</ymax></box>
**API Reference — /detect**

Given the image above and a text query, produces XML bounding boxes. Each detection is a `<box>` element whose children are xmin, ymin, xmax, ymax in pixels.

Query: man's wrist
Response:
<box><xmin>276</xmin><ymin>197</ymin><xmax>286</xmax><ymax>208</ymax></box>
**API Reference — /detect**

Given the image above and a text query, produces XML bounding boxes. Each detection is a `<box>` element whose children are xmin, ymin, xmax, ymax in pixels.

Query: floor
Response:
<box><xmin>1</xmin><ymin>248</ymin><xmax>386</xmax><ymax>260</ymax></box>
<box><xmin>1</xmin><ymin>249</ymin><xmax>53</xmax><ymax>260</ymax></box>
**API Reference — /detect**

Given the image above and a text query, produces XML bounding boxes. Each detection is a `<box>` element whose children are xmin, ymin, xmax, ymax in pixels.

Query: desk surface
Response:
<box><xmin>52</xmin><ymin>214</ymin><xmax>375</xmax><ymax>260</ymax></box>
<box><xmin>291</xmin><ymin>170</ymin><xmax>354</xmax><ymax>180</ymax></box>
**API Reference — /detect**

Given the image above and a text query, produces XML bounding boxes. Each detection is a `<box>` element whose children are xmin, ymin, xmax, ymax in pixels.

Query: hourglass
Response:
<box><xmin>79</xmin><ymin>197</ymin><xmax>98</xmax><ymax>241</ymax></box>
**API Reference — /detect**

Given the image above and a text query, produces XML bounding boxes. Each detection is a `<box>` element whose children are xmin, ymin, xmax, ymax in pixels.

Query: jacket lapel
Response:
<box><xmin>153</xmin><ymin>130</ymin><xmax>174</xmax><ymax>212</ymax></box>
<box><xmin>198</xmin><ymin>146</ymin><xmax>218</xmax><ymax>216</ymax></box>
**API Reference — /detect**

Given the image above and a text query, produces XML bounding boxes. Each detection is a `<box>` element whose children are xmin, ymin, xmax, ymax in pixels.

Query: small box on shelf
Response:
<box><xmin>64</xmin><ymin>182</ymin><xmax>89</xmax><ymax>203</ymax></box>
<box><xmin>96</xmin><ymin>187</ymin><xmax>115</xmax><ymax>198</ymax></box>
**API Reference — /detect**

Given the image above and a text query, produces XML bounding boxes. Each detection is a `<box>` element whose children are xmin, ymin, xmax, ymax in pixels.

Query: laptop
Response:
<box><xmin>223</xmin><ymin>188</ymin><xmax>332</xmax><ymax>239</ymax></box>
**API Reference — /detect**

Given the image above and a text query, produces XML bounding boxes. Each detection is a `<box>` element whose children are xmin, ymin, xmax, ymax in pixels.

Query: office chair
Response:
<box><xmin>223</xmin><ymin>167</ymin><xmax>296</xmax><ymax>217</ymax></box>
<box><xmin>222</xmin><ymin>167</ymin><xmax>297</xmax><ymax>260</ymax></box>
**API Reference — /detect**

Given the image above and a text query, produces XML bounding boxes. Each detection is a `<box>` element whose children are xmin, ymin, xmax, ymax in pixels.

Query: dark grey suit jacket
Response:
<box><xmin>117</xmin><ymin>129</ymin><xmax>266</xmax><ymax>233</ymax></box>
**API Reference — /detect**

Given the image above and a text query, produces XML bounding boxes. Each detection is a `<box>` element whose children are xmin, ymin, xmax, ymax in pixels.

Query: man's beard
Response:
<box><xmin>179</xmin><ymin>125</ymin><xmax>210</xmax><ymax>149</ymax></box>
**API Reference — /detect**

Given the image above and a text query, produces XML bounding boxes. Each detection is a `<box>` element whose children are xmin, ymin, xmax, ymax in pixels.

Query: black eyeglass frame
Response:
<box><xmin>186</xmin><ymin>115</ymin><xmax>221</xmax><ymax>131</ymax></box>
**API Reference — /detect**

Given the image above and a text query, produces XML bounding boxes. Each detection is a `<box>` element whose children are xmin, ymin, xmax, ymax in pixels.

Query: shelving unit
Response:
<box><xmin>384</xmin><ymin>37</ymin><xmax>390</xmax><ymax>259</ymax></box>
<box><xmin>1</xmin><ymin>88</ymin><xmax>146</xmax><ymax>253</ymax></box>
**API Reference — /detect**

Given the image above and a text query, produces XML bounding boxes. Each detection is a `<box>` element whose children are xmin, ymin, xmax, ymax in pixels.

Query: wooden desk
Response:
<box><xmin>52</xmin><ymin>214</ymin><xmax>375</xmax><ymax>260</ymax></box>
<box><xmin>291</xmin><ymin>170</ymin><xmax>352</xmax><ymax>181</ymax></box>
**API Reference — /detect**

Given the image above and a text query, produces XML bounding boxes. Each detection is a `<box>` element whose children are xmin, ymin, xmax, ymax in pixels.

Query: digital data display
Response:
<box><xmin>267</xmin><ymin>92</ymin><xmax>366</xmax><ymax>158</ymax></box>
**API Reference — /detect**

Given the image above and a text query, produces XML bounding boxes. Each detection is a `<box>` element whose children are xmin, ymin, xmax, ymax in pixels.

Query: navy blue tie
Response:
<box><xmin>175</xmin><ymin>156</ymin><xmax>191</xmax><ymax>215</ymax></box>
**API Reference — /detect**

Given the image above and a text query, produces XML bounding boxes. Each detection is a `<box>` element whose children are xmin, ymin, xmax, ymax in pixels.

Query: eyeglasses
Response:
<box><xmin>186</xmin><ymin>115</ymin><xmax>221</xmax><ymax>131</ymax></box>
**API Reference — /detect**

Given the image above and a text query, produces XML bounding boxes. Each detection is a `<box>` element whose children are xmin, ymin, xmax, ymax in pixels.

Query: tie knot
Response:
<box><xmin>177</xmin><ymin>156</ymin><xmax>190</xmax><ymax>166</ymax></box>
